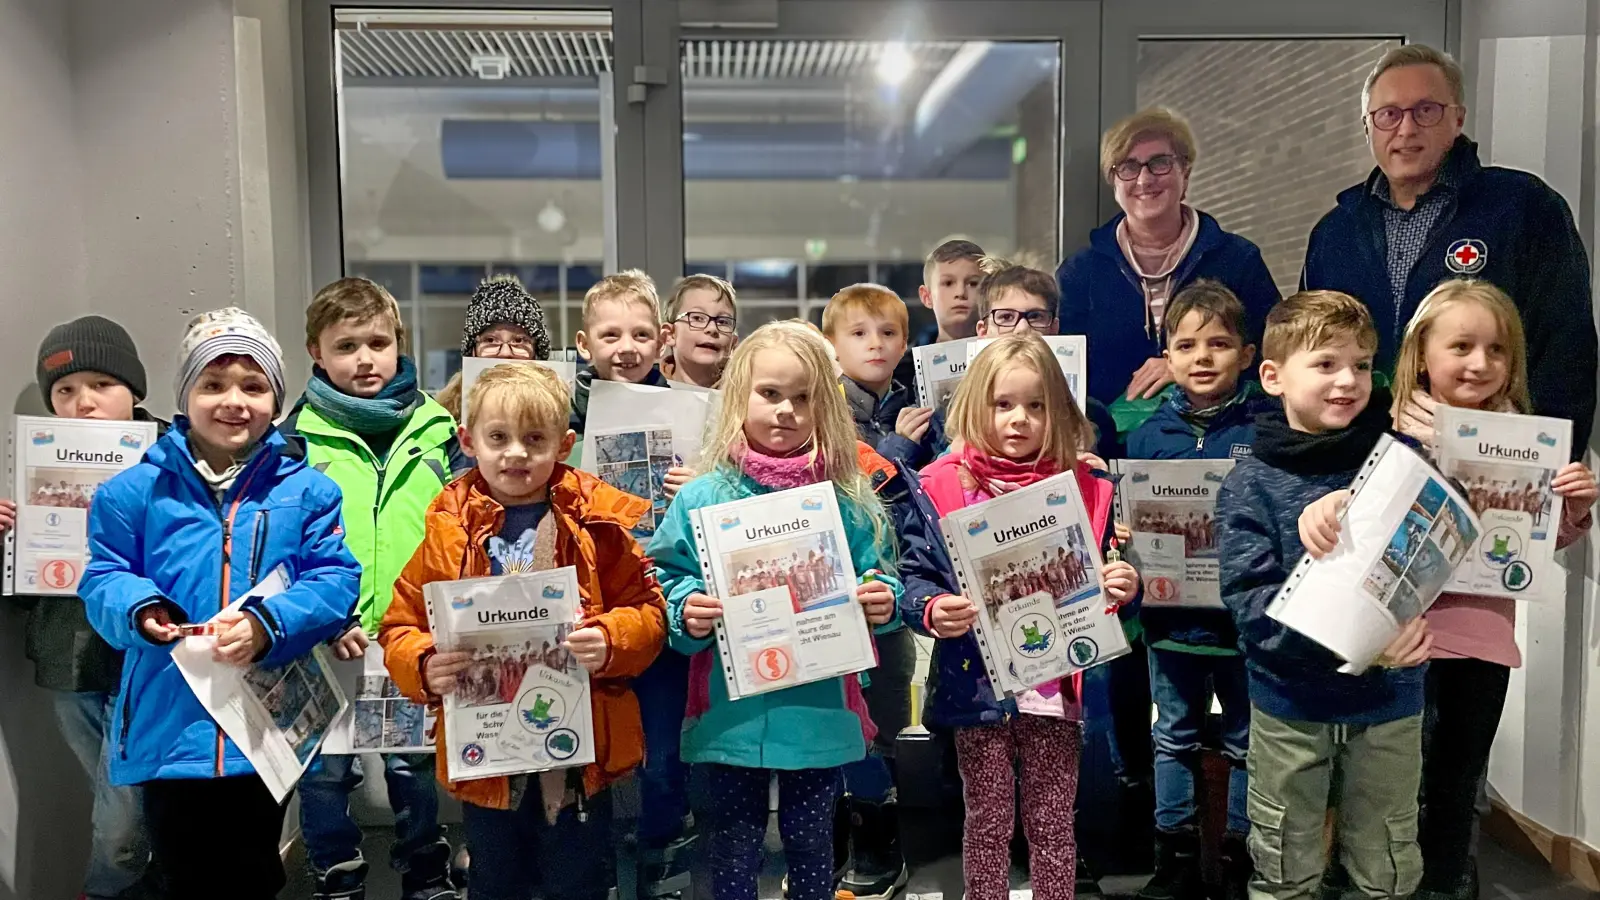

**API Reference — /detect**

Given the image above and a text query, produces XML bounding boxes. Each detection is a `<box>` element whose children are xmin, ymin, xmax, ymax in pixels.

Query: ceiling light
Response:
<box><xmin>537</xmin><ymin>201</ymin><xmax>567</xmax><ymax>234</ymax></box>
<box><xmin>877</xmin><ymin>43</ymin><xmax>912</xmax><ymax>86</ymax></box>
<box><xmin>471</xmin><ymin>53</ymin><xmax>511</xmax><ymax>80</ymax></box>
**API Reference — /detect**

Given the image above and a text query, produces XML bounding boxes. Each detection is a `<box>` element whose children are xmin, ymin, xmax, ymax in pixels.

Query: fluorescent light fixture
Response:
<box><xmin>876</xmin><ymin>42</ymin><xmax>913</xmax><ymax>86</ymax></box>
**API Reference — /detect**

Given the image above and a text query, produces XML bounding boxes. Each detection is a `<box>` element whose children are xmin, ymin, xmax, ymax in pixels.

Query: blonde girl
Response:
<box><xmin>897</xmin><ymin>332</ymin><xmax>1138</xmax><ymax>900</ymax></box>
<box><xmin>1392</xmin><ymin>278</ymin><xmax>1597</xmax><ymax>899</ymax></box>
<box><xmin>646</xmin><ymin>321</ymin><xmax>900</xmax><ymax>900</ymax></box>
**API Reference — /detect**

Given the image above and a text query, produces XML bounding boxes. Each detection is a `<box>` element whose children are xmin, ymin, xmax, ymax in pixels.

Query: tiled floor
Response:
<box><xmin>281</xmin><ymin>817</ymin><xmax>1595</xmax><ymax>900</ymax></box>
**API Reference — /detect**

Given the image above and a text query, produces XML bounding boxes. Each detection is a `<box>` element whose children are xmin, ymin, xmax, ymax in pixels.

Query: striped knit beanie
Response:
<box><xmin>460</xmin><ymin>275</ymin><xmax>551</xmax><ymax>359</ymax></box>
<box><xmin>174</xmin><ymin>308</ymin><xmax>286</xmax><ymax>415</ymax></box>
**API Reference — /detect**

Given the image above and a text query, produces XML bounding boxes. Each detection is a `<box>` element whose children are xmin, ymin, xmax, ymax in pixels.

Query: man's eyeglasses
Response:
<box><xmin>1112</xmin><ymin>153</ymin><xmax>1181</xmax><ymax>182</ymax></box>
<box><xmin>676</xmin><ymin>311</ymin><xmax>737</xmax><ymax>335</ymax></box>
<box><xmin>474</xmin><ymin>335</ymin><xmax>535</xmax><ymax>357</ymax></box>
<box><xmin>1366</xmin><ymin>100</ymin><xmax>1457</xmax><ymax>131</ymax></box>
<box><xmin>987</xmin><ymin>308</ymin><xmax>1056</xmax><ymax>331</ymax></box>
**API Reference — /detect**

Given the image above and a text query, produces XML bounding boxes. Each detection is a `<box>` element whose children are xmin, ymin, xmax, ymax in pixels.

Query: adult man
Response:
<box><xmin>1302</xmin><ymin>43</ymin><xmax>1596</xmax><ymax>448</ymax></box>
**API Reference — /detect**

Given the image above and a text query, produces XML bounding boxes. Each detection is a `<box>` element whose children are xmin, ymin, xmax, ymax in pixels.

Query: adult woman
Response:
<box><xmin>1056</xmin><ymin>107</ymin><xmax>1279</xmax><ymax>418</ymax></box>
<box><xmin>434</xmin><ymin>274</ymin><xmax>553</xmax><ymax>420</ymax></box>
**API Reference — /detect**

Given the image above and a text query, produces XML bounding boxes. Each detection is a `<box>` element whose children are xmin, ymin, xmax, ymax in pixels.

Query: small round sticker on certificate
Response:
<box><xmin>752</xmin><ymin>647</ymin><xmax>793</xmax><ymax>683</ymax></box>
<box><xmin>517</xmin><ymin>685</ymin><xmax>567</xmax><ymax>734</ymax></box>
<box><xmin>1147</xmin><ymin>576</ymin><xmax>1178</xmax><ymax>603</ymax></box>
<box><xmin>38</xmin><ymin>559</ymin><xmax>78</xmax><ymax>590</ymax></box>
<box><xmin>545</xmin><ymin>728</ymin><xmax>581</xmax><ymax>761</ymax></box>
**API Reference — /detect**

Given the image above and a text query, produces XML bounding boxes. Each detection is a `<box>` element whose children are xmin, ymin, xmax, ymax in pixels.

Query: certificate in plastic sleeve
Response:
<box><xmin>1112</xmin><ymin>459</ymin><xmax>1235</xmax><ymax>609</ymax></box>
<box><xmin>912</xmin><ymin>339</ymin><xmax>975</xmax><ymax>414</ymax></box>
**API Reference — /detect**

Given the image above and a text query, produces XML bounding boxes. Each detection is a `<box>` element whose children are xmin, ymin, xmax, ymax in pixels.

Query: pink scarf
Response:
<box><xmin>958</xmin><ymin>444</ymin><xmax>1062</xmax><ymax>497</ymax></box>
<box><xmin>734</xmin><ymin>439</ymin><xmax>826</xmax><ymax>489</ymax></box>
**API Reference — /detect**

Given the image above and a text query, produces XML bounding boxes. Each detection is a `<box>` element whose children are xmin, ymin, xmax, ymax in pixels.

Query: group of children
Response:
<box><xmin>3</xmin><ymin>235</ymin><xmax>1595</xmax><ymax>900</ymax></box>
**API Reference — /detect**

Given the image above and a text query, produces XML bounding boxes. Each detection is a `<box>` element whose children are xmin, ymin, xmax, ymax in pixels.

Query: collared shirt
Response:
<box><xmin>1371</xmin><ymin>166</ymin><xmax>1456</xmax><ymax>308</ymax></box>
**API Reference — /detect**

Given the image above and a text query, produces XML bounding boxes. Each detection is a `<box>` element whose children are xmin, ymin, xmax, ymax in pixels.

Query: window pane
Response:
<box><xmin>682</xmin><ymin>39</ymin><xmax>1062</xmax><ymax>273</ymax></box>
<box><xmin>808</xmin><ymin>263</ymin><xmax>871</xmax><ymax>300</ymax></box>
<box><xmin>419</xmin><ymin>264</ymin><xmax>485</xmax><ymax>295</ymax></box>
<box><xmin>491</xmin><ymin>263</ymin><xmax>562</xmax><ymax>296</ymax></box>
<box><xmin>419</xmin><ymin>301</ymin><xmax>467</xmax><ymax>392</ymax></box>
<box><xmin>734</xmin><ymin>304</ymin><xmax>800</xmax><ymax>337</ymax></box>
<box><xmin>731</xmin><ymin>260</ymin><xmax>800</xmax><ymax>299</ymax></box>
<box><xmin>1136</xmin><ymin>39</ymin><xmax>1399</xmax><ymax>296</ymax></box>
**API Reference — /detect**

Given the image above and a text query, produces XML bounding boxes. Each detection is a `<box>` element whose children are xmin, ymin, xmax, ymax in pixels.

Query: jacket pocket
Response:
<box><xmin>118</xmin><ymin>652</ymin><xmax>142</xmax><ymax>760</ymax></box>
<box><xmin>1385</xmin><ymin>811</ymin><xmax>1422</xmax><ymax>896</ymax></box>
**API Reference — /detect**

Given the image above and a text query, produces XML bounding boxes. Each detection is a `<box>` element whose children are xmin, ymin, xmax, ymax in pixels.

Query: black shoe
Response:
<box><xmin>311</xmin><ymin>858</ymin><xmax>369</xmax><ymax>900</ymax></box>
<box><xmin>643</xmin><ymin>832</ymin><xmax>697</xmax><ymax>898</ymax></box>
<box><xmin>836</xmin><ymin>798</ymin><xmax>908</xmax><ymax>900</ymax></box>
<box><xmin>834</xmin><ymin>792</ymin><xmax>854</xmax><ymax>883</ymax></box>
<box><xmin>400</xmin><ymin>839</ymin><xmax>460</xmax><ymax>900</ymax></box>
<box><xmin>1077</xmin><ymin>858</ymin><xmax>1104</xmax><ymax>900</ymax></box>
<box><xmin>1220</xmin><ymin>831</ymin><xmax>1252</xmax><ymax>900</ymax></box>
<box><xmin>1136</xmin><ymin>826</ymin><xmax>1202</xmax><ymax>900</ymax></box>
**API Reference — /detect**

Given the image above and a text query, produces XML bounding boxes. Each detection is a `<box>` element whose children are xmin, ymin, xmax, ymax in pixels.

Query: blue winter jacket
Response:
<box><xmin>1302</xmin><ymin>136</ymin><xmax>1596</xmax><ymax>450</ymax></box>
<box><xmin>80</xmin><ymin>421</ymin><xmax>360</xmax><ymax>786</ymax></box>
<box><xmin>1125</xmin><ymin>383</ymin><xmax>1278</xmax><ymax>652</ymax></box>
<box><xmin>648</xmin><ymin>469</ymin><xmax>903</xmax><ymax>770</ymax></box>
<box><xmin>1055</xmin><ymin>211</ymin><xmax>1280</xmax><ymax>408</ymax></box>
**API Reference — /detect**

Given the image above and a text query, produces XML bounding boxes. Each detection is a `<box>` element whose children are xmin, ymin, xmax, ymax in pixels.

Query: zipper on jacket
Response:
<box><xmin>118</xmin><ymin>654</ymin><xmax>140</xmax><ymax>759</ymax></box>
<box><xmin>209</xmin><ymin>454</ymin><xmax>268</xmax><ymax>778</ymax></box>
<box><xmin>250</xmin><ymin>510</ymin><xmax>270</xmax><ymax>585</ymax></box>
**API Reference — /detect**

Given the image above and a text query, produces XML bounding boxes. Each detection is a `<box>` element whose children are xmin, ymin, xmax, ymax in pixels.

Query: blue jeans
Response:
<box><xmin>297</xmin><ymin>752</ymin><xmax>441</xmax><ymax>874</ymax></box>
<box><xmin>53</xmin><ymin>690</ymin><xmax>149</xmax><ymax>899</ymax></box>
<box><xmin>1147</xmin><ymin>647</ymin><xmax>1250</xmax><ymax>834</ymax></box>
<box><xmin>635</xmin><ymin>648</ymin><xmax>690</xmax><ymax>848</ymax></box>
<box><xmin>462</xmin><ymin>788</ymin><xmax>614</xmax><ymax>900</ymax></box>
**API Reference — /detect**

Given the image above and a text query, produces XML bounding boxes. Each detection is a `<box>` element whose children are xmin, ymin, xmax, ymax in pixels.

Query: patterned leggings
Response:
<box><xmin>955</xmin><ymin>715</ymin><xmax>1083</xmax><ymax>900</ymax></box>
<box><xmin>704</xmin><ymin>764</ymin><xmax>840</xmax><ymax>900</ymax></box>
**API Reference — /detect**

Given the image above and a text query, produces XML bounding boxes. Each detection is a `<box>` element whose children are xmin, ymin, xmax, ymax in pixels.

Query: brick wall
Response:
<box><xmin>1136</xmin><ymin>38</ymin><xmax>1399</xmax><ymax>297</ymax></box>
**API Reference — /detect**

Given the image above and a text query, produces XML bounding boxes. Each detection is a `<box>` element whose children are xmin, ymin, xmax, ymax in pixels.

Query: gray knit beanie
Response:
<box><xmin>174</xmin><ymin>308</ymin><xmax>286</xmax><ymax>414</ymax></box>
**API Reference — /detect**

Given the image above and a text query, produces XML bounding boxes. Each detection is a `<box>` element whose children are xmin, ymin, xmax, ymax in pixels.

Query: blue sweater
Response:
<box><xmin>1302</xmin><ymin>136</ymin><xmax>1596</xmax><ymax>450</ymax></box>
<box><xmin>1216</xmin><ymin>456</ymin><xmax>1424</xmax><ymax>725</ymax></box>
<box><xmin>1126</xmin><ymin>384</ymin><xmax>1278</xmax><ymax>652</ymax></box>
<box><xmin>1055</xmin><ymin>210</ymin><xmax>1280</xmax><ymax>408</ymax></box>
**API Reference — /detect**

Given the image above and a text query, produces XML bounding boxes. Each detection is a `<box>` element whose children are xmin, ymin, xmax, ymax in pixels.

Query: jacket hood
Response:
<box><xmin>433</xmin><ymin>463</ymin><xmax>649</xmax><ymax>533</ymax></box>
<box><xmin>1337</xmin><ymin>135</ymin><xmax>1482</xmax><ymax>212</ymax></box>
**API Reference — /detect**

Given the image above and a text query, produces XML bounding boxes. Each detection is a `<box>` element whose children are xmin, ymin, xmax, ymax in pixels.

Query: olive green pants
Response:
<box><xmin>1245</xmin><ymin>705</ymin><xmax>1423</xmax><ymax>900</ymax></box>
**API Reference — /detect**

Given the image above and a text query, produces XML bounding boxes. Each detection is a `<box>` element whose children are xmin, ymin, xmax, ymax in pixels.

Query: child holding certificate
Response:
<box><xmin>78</xmin><ymin>308</ymin><xmax>361</xmax><ymax>900</ymax></box>
<box><xmin>1384</xmin><ymin>279</ymin><xmax>1597</xmax><ymax>900</ymax></box>
<box><xmin>896</xmin><ymin>333</ymin><xmax>1138</xmax><ymax>900</ymax></box>
<box><xmin>646</xmin><ymin>321</ymin><xmax>900</xmax><ymax>900</ymax></box>
<box><xmin>380</xmin><ymin>363</ymin><xmax>666</xmax><ymax>900</ymax></box>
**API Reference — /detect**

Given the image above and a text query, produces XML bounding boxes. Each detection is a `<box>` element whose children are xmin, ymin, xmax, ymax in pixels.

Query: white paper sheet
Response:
<box><xmin>579</xmin><ymin>380</ymin><xmax>718</xmax><ymax>540</ymax></box>
<box><xmin>321</xmin><ymin>650</ymin><xmax>436</xmax><ymax>755</ymax></box>
<box><xmin>912</xmin><ymin>339</ymin><xmax>976</xmax><ymax>413</ymax></box>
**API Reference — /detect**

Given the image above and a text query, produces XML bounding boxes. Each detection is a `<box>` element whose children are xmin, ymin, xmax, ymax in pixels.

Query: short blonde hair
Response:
<box><xmin>947</xmin><ymin>332</ymin><xmax>1094</xmax><ymax>469</ymax></box>
<box><xmin>1391</xmin><ymin>279</ymin><xmax>1531</xmax><ymax>418</ymax></box>
<box><xmin>665</xmin><ymin>274</ymin><xmax>737</xmax><ymax>322</ymax></box>
<box><xmin>305</xmin><ymin>277</ymin><xmax>406</xmax><ymax>351</ymax></box>
<box><xmin>1262</xmin><ymin>291</ymin><xmax>1378</xmax><ymax>363</ymax></box>
<box><xmin>1100</xmin><ymin>107</ymin><xmax>1198</xmax><ymax>183</ymax></box>
<box><xmin>1362</xmin><ymin>44</ymin><xmax>1465</xmax><ymax>117</ymax></box>
<box><xmin>465</xmin><ymin>363</ymin><xmax>571</xmax><ymax>435</ymax></box>
<box><xmin>821</xmin><ymin>283</ymin><xmax>908</xmax><ymax>338</ymax></box>
<box><xmin>583</xmin><ymin>269</ymin><xmax>660</xmax><ymax>328</ymax></box>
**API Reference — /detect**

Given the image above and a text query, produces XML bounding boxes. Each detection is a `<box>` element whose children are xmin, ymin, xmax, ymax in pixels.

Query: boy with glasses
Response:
<box><xmin>660</xmin><ymin>274</ymin><xmax>738</xmax><ymax>389</ymax></box>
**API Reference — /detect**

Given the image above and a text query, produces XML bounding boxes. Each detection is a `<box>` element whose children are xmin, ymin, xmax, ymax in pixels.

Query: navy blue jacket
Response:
<box><xmin>1302</xmin><ymin>136</ymin><xmax>1596</xmax><ymax>450</ymax></box>
<box><xmin>1055</xmin><ymin>211</ymin><xmax>1280</xmax><ymax>408</ymax></box>
<box><xmin>1126</xmin><ymin>384</ymin><xmax>1278</xmax><ymax>652</ymax></box>
<box><xmin>1216</xmin><ymin>455</ymin><xmax>1424</xmax><ymax>725</ymax></box>
<box><xmin>878</xmin><ymin>409</ymin><xmax>950</xmax><ymax>473</ymax></box>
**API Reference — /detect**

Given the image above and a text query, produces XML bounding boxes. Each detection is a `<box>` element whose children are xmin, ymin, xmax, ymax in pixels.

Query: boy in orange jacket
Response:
<box><xmin>380</xmin><ymin>362</ymin><xmax>666</xmax><ymax>900</ymax></box>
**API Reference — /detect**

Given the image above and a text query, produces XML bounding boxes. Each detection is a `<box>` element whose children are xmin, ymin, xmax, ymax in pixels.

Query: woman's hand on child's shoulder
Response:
<box><xmin>856</xmin><ymin>579</ymin><xmax>895</xmax><ymax>626</ymax></box>
<box><xmin>895</xmin><ymin>407</ymin><xmax>934</xmax><ymax>443</ymax></box>
<box><xmin>1554</xmin><ymin>462</ymin><xmax>1598</xmax><ymax>525</ymax></box>
<box><xmin>564</xmin><ymin>626</ymin><xmax>610</xmax><ymax>673</ymax></box>
<box><xmin>663</xmin><ymin>467</ymin><xmax>694</xmax><ymax>501</ymax></box>
<box><xmin>929</xmin><ymin>594</ymin><xmax>977</xmax><ymax>639</ymax></box>
<box><xmin>137</xmin><ymin>604</ymin><xmax>182</xmax><ymax>644</ymax></box>
<box><xmin>212</xmin><ymin>608</ymin><xmax>268</xmax><ymax>667</ymax></box>
<box><xmin>683</xmin><ymin>593</ymin><xmax>724</xmax><ymax>639</ymax></box>
<box><xmin>424</xmin><ymin>650</ymin><xmax>474</xmax><ymax>696</ymax></box>
<box><xmin>0</xmin><ymin>498</ymin><xmax>14</xmax><ymax>533</ymax></box>
<box><xmin>1102</xmin><ymin>561</ymin><xmax>1138</xmax><ymax>607</ymax></box>
<box><xmin>1298</xmin><ymin>489</ymin><xmax>1352</xmax><ymax>559</ymax></box>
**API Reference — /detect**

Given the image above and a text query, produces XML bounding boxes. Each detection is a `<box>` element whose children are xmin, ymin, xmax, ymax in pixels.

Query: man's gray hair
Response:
<box><xmin>1361</xmin><ymin>44</ymin><xmax>1466</xmax><ymax>117</ymax></box>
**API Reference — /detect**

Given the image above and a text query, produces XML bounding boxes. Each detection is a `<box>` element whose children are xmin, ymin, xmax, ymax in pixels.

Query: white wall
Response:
<box><xmin>1461</xmin><ymin>0</ymin><xmax>1600</xmax><ymax>848</ymax></box>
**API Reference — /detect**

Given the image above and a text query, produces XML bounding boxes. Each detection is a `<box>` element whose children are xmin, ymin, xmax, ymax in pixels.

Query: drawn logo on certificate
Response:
<box><xmin>750</xmin><ymin>596</ymin><xmax>767</xmax><ymax>614</ymax></box>
<box><xmin>450</xmin><ymin>594</ymin><xmax>473</xmax><ymax>610</ymax></box>
<box><xmin>545</xmin><ymin>727</ymin><xmax>581</xmax><ymax>761</ymax></box>
<box><xmin>1147</xmin><ymin>576</ymin><xmax>1178</xmax><ymax>603</ymax></box>
<box><xmin>1045</xmin><ymin>492</ymin><xmax>1068</xmax><ymax>507</ymax></box>
<box><xmin>44</xmin><ymin>512</ymin><xmax>61</xmax><ymax>528</ymax></box>
<box><xmin>801</xmin><ymin>496</ymin><xmax>825</xmax><ymax>511</ymax></box>
<box><xmin>1011</xmin><ymin>613</ymin><xmax>1054</xmax><ymax>658</ymax></box>
<box><xmin>461</xmin><ymin>742</ymin><xmax>487</xmax><ymax>767</ymax></box>
<box><xmin>718</xmin><ymin>514</ymin><xmax>742</xmax><ymax>530</ymax></box>
<box><xmin>517</xmin><ymin>687</ymin><xmax>566</xmax><ymax>733</ymax></box>
<box><xmin>1068</xmin><ymin>637</ymin><xmax>1099</xmax><ymax>667</ymax></box>
<box><xmin>119</xmin><ymin>432</ymin><xmax>144</xmax><ymax>450</ymax></box>
<box><xmin>1482</xmin><ymin>527</ymin><xmax>1522</xmax><ymax>567</ymax></box>
<box><xmin>30</xmin><ymin>429</ymin><xmax>54</xmax><ymax>445</ymax></box>
<box><xmin>38</xmin><ymin>559</ymin><xmax>77</xmax><ymax>590</ymax></box>
<box><xmin>1502</xmin><ymin>561</ymin><xmax>1533</xmax><ymax>593</ymax></box>
<box><xmin>752</xmin><ymin>647</ymin><xmax>792</xmax><ymax>682</ymax></box>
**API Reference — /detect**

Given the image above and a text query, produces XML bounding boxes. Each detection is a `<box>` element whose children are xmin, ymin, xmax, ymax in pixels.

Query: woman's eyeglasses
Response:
<box><xmin>987</xmin><ymin>308</ymin><xmax>1056</xmax><ymax>331</ymax></box>
<box><xmin>474</xmin><ymin>336</ymin><xmax>535</xmax><ymax>358</ymax></box>
<box><xmin>1112</xmin><ymin>153</ymin><xmax>1180</xmax><ymax>182</ymax></box>
<box><xmin>676</xmin><ymin>311</ymin><xmax>737</xmax><ymax>335</ymax></box>
<box><xmin>1366</xmin><ymin>100</ymin><xmax>1456</xmax><ymax>131</ymax></box>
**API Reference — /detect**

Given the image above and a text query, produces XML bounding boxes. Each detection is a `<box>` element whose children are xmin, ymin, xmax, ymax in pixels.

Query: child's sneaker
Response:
<box><xmin>311</xmin><ymin>858</ymin><xmax>369</xmax><ymax>900</ymax></box>
<box><xmin>400</xmin><ymin>839</ymin><xmax>459</xmax><ymax>900</ymax></box>
<box><xmin>835</xmin><ymin>798</ymin><xmax>908</xmax><ymax>900</ymax></box>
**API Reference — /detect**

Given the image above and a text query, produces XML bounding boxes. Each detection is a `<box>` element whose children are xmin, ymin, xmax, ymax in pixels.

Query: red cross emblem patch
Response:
<box><xmin>1446</xmin><ymin>238</ymin><xmax>1488</xmax><ymax>275</ymax></box>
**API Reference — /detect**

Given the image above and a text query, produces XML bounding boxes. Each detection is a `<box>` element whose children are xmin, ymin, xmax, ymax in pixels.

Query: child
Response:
<box><xmin>435</xmin><ymin>274</ymin><xmax>554</xmax><ymax>421</ymax></box>
<box><xmin>279</xmin><ymin>278</ymin><xmax>464</xmax><ymax>900</ymax></box>
<box><xmin>823</xmin><ymin>282</ymin><xmax>914</xmax><ymax>450</ymax></box>
<box><xmin>891</xmin><ymin>239</ymin><xmax>986</xmax><ymax>393</ymax></box>
<box><xmin>647</xmin><ymin>322</ymin><xmax>901</xmax><ymax>900</ymax></box>
<box><xmin>897</xmin><ymin>332</ymin><xmax>1139</xmax><ymax>900</ymax></box>
<box><xmin>1386</xmin><ymin>279</ymin><xmax>1597</xmax><ymax>900</ymax></box>
<box><xmin>1124</xmin><ymin>282</ymin><xmax>1275</xmax><ymax>900</ymax></box>
<box><xmin>660</xmin><ymin>273</ymin><xmax>739</xmax><ymax>389</ymax></box>
<box><xmin>0</xmin><ymin>317</ymin><xmax>156</xmax><ymax>899</ymax></box>
<box><xmin>1216</xmin><ymin>291</ymin><xmax>1432</xmax><ymax>900</ymax></box>
<box><xmin>380</xmin><ymin>363</ymin><xmax>667</xmax><ymax>900</ymax></box>
<box><xmin>571</xmin><ymin>269</ymin><xmax>670</xmax><ymax>435</ymax></box>
<box><xmin>79</xmin><ymin>308</ymin><xmax>360</xmax><ymax>900</ymax></box>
